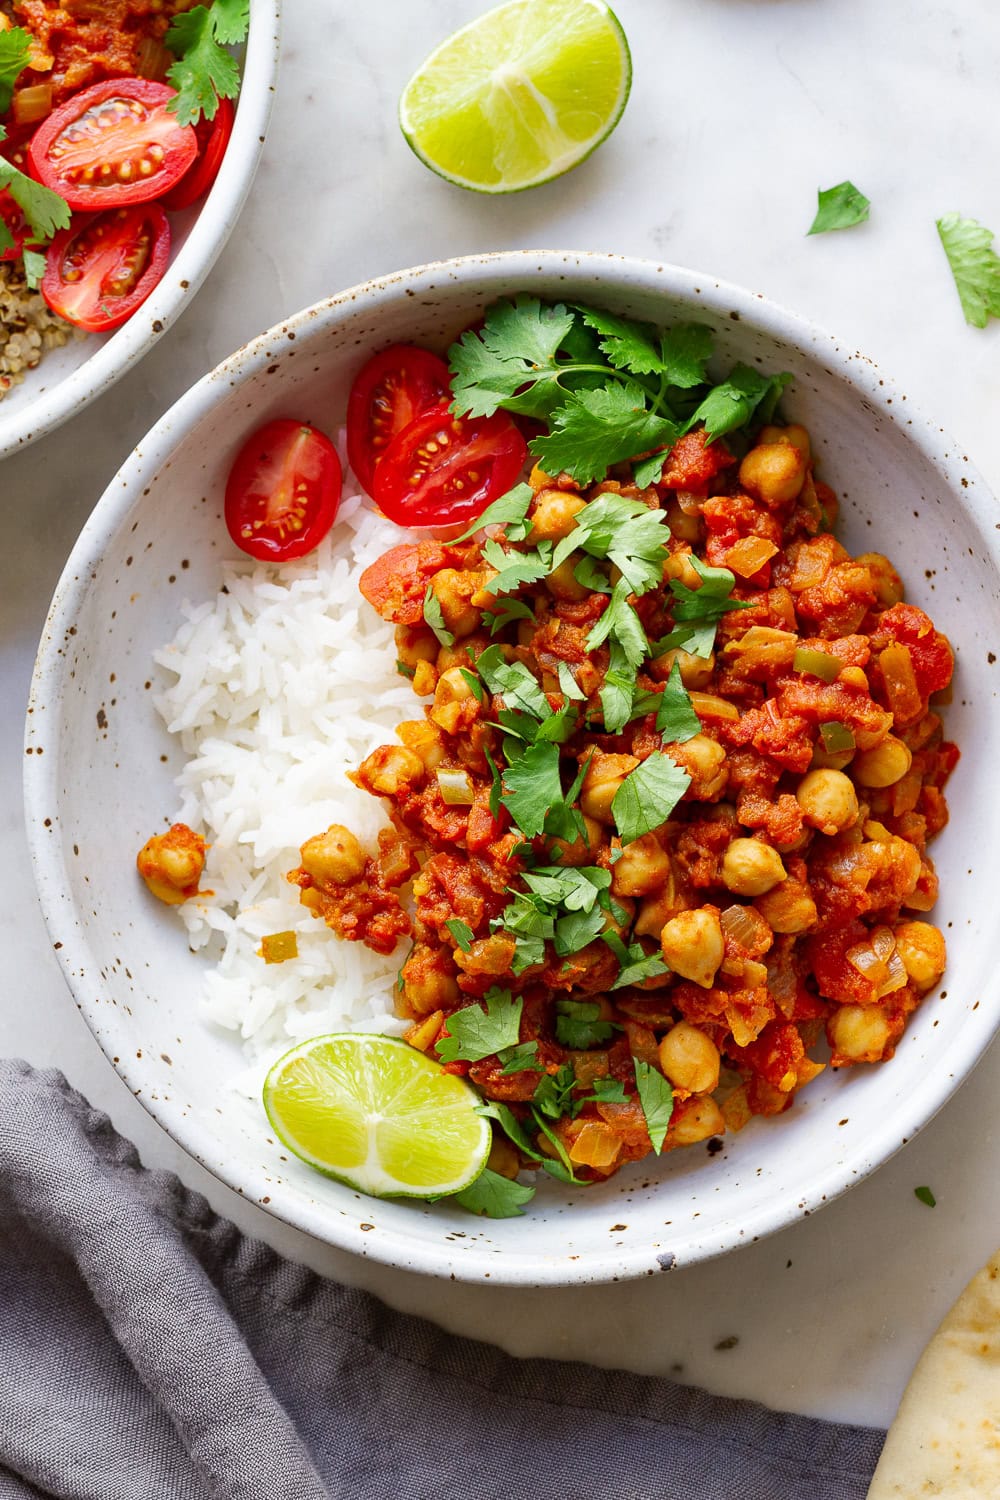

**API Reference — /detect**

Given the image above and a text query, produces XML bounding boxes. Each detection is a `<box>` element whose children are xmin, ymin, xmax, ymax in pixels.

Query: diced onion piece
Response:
<box><xmin>135</xmin><ymin>35</ymin><xmax>173</xmax><ymax>80</ymax></box>
<box><xmin>436</xmin><ymin>767</ymin><xmax>474</xmax><ymax>805</ymax></box>
<box><xmin>720</xmin><ymin>903</ymin><xmax>759</xmax><ymax>948</ymax></box>
<box><xmin>568</xmin><ymin>1050</ymin><xmax>609</xmax><ymax>1085</ymax></box>
<box><xmin>793</xmin><ymin>647</ymin><xmax>841</xmax><ymax>683</ymax></box>
<box><xmin>12</xmin><ymin>83</ymin><xmax>52</xmax><ymax>125</ymax></box>
<box><xmin>871</xmin><ymin>925</ymin><xmax>896</xmax><ymax>962</ymax></box>
<box><xmin>879</xmin><ymin>643</ymin><xmax>923</xmax><ymax>723</ymax></box>
<box><xmin>569</xmin><ymin>1121</ymin><xmax>623</xmax><ymax>1169</ymax></box>
<box><xmin>725</xmin><ymin>536</ymin><xmax>779</xmax><ymax>578</ymax></box>
<box><xmin>881</xmin><ymin>949</ymin><xmax>908</xmax><ymax>996</ymax></box>
<box><xmin>819</xmin><ymin>720</ymin><xmax>856</xmax><ymax>752</ymax></box>
<box><xmin>789</xmin><ymin>547</ymin><xmax>830</xmax><ymax>592</ymax></box>
<box><xmin>259</xmin><ymin>931</ymin><xmax>298</xmax><ymax>964</ymax></box>
<box><xmin>688</xmin><ymin>691</ymin><xmax>740</xmax><ymax>720</ymax></box>
<box><xmin>674</xmin><ymin>489</ymin><xmax>704</xmax><ymax>516</ymax></box>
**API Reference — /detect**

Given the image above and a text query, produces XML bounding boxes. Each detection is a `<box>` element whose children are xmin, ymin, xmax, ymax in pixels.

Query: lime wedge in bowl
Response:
<box><xmin>399</xmin><ymin>0</ymin><xmax>632</xmax><ymax>194</ymax></box>
<box><xmin>263</xmin><ymin>1033</ymin><xmax>491</xmax><ymax>1198</ymax></box>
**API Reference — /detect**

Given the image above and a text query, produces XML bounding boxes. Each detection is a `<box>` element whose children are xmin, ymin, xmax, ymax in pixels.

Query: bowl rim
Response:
<box><xmin>24</xmin><ymin>248</ymin><xmax>1000</xmax><ymax>1285</ymax></box>
<box><xmin>0</xmin><ymin>0</ymin><xmax>283</xmax><ymax>461</ymax></box>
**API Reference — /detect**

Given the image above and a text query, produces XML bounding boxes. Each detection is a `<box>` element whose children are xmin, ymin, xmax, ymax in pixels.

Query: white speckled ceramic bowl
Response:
<box><xmin>0</xmin><ymin>0</ymin><xmax>282</xmax><ymax>460</ymax></box>
<box><xmin>24</xmin><ymin>251</ymin><xmax>1000</xmax><ymax>1284</ymax></box>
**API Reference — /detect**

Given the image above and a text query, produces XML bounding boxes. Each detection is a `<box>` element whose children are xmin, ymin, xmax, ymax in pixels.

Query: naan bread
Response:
<box><xmin>868</xmin><ymin>1250</ymin><xmax>1000</xmax><ymax>1497</ymax></box>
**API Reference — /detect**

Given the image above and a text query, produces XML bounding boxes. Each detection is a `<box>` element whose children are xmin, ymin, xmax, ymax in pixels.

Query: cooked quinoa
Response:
<box><xmin>0</xmin><ymin>261</ymin><xmax>76</xmax><ymax>398</ymax></box>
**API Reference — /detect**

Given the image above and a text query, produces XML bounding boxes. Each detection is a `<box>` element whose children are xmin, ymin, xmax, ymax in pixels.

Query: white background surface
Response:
<box><xmin>3</xmin><ymin>0</ymin><xmax>999</xmax><ymax>1428</ymax></box>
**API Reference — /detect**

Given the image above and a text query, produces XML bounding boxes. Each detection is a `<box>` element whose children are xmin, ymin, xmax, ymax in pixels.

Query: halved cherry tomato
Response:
<box><xmin>372</xmin><ymin>405</ymin><xmax>528</xmax><ymax>529</ymax></box>
<box><xmin>346</xmin><ymin>344</ymin><xmax>452</xmax><ymax>494</ymax></box>
<box><xmin>161</xmin><ymin>97</ymin><xmax>235</xmax><ymax>211</ymax></box>
<box><xmin>225</xmin><ymin>419</ymin><xmax>343</xmax><ymax>562</ymax></box>
<box><xmin>41</xmin><ymin>203</ymin><xmax>170</xmax><ymax>332</ymax></box>
<box><xmin>28</xmin><ymin>78</ymin><xmax>197</xmax><ymax>210</ymax></box>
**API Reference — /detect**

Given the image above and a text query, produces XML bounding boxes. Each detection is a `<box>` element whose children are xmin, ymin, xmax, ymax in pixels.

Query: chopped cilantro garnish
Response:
<box><xmin>422</xmin><ymin>584</ymin><xmax>454</xmax><ymax>647</ymax></box>
<box><xmin>522</xmin><ymin>864</ymin><xmax>610</xmax><ymax>911</ymax></box>
<box><xmin>689</xmin><ymin>366</ymin><xmax>793</xmax><ymax>443</ymax></box>
<box><xmin>458</xmin><ymin>668</ymin><xmax>484</xmax><ymax>704</ymax></box>
<box><xmin>444</xmin><ymin>919</ymin><xmax>474</xmax><ymax>952</ymax></box>
<box><xmin>501</xmin><ymin>739</ymin><xmax>563</xmax><ymax>839</ymax></box>
<box><xmin>611</xmin><ymin>752</ymin><xmax>691</xmax><ymax>844</ymax></box>
<box><xmin>166</xmin><ymin>0</ymin><xmax>248</xmax><ymax>126</ymax></box>
<box><xmin>633</xmin><ymin>1060</ymin><xmax>674</xmax><ymax>1153</ymax></box>
<box><xmin>482</xmin><ymin>536</ymin><xmax>553</xmax><ymax>595</ymax></box>
<box><xmin>586</xmin><ymin>578</ymin><xmax>649</xmax><ymax>668</ymax></box>
<box><xmin>599</xmin><ymin>639</ymin><xmax>637</xmax><ymax>733</ymax></box>
<box><xmin>554</xmin><ymin>999</ymin><xmax>616</xmax><ymax>1049</ymax></box>
<box><xmin>936</xmin><ymin>213</ymin><xmax>1000</xmax><ymax>328</ymax></box>
<box><xmin>497</xmin><ymin>1041</ymin><xmax>542</xmax><ymax>1075</ymax></box>
<box><xmin>807</xmin><ymin>181</ymin><xmax>871</xmax><ymax>236</ymax></box>
<box><xmin>587</xmin><ymin>1076</ymin><xmax>629</xmax><ymax>1104</ymax></box>
<box><xmin>395</xmin><ymin>659</ymin><xmax>416</xmax><ymax>679</ymax></box>
<box><xmin>487</xmin><ymin>597</ymin><xmax>536</xmax><ymax>635</ymax></box>
<box><xmin>914</xmin><ymin>1185</ymin><xmax>937</xmax><ymax>1208</ymax></box>
<box><xmin>0</xmin><ymin>137</ymin><xmax>70</xmax><ymax>244</ymax></box>
<box><xmin>656</xmin><ymin>660</ymin><xmax>702</xmax><ymax>743</ymax></box>
<box><xmin>529</xmin><ymin>380</ymin><xmax>679</xmax><ymax>486</ymax></box>
<box><xmin>456</xmin><ymin>482</ymin><xmax>534</xmax><ymax>541</ymax></box>
<box><xmin>449</xmin><ymin>296</ymin><xmax>579</xmax><ymax>420</ymax></box>
<box><xmin>454</xmin><ymin>1167</ymin><xmax>535</xmax><ymax>1218</ymax></box>
<box><xmin>0</xmin><ymin>28</ymin><xmax>31</xmax><ymax>116</ymax></box>
<box><xmin>435</xmin><ymin>988</ymin><xmax>523</xmax><ymax>1063</ymax></box>
<box><xmin>605</xmin><ymin>932</ymin><xmax>670</xmax><ymax>989</ymax></box>
<box><xmin>533</xmin><ymin>1063</ymin><xmax>579</xmax><ymax>1119</ymax></box>
<box><xmin>658</xmin><ymin>555</ymin><xmax>753</xmax><ymax>659</ymax></box>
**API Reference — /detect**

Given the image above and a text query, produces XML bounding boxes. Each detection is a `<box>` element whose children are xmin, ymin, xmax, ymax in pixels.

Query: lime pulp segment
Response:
<box><xmin>399</xmin><ymin>0</ymin><xmax>632</xmax><ymax>194</ymax></box>
<box><xmin>263</xmin><ymin>1033</ymin><xmax>492</xmax><ymax>1199</ymax></box>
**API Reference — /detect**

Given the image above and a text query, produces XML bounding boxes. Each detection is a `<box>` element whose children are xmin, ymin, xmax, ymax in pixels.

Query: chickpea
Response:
<box><xmin>754</xmin><ymin>878</ymin><xmax>817</xmax><ymax>934</ymax></box>
<box><xmin>828</xmin><ymin>1003</ymin><xmax>893</xmax><ymax>1064</ymax></box>
<box><xmin>580</xmin><ymin>752</ymin><xmax>639</xmax><ymax>823</ymax></box>
<box><xmin>855</xmin><ymin>551</ymin><xmax>904</xmax><ymax>607</ymax></box>
<box><xmin>634</xmin><ymin>885</ymin><xmax>684</xmax><ymax>939</ymax></box>
<box><xmin>357</xmin><ymin>744</ymin><xmax>425</xmax><ymax>797</ymax></box>
<box><xmin>795</xmin><ymin>768</ymin><xmax>859</xmax><ymax>835</ymax></box>
<box><xmin>396</xmin><ymin>719</ymin><xmax>445</xmax><ymax>771</ymax></box>
<box><xmin>671</xmin><ymin>734</ymin><xmax>727</xmax><ymax>800</ymax></box>
<box><xmin>809</xmin><ymin>741</ymin><xmax>855</xmax><ymax>772</ymax></box>
<box><xmin>670</xmin><ymin>1095</ymin><xmax>726</xmax><ymax>1146</ymax></box>
<box><xmin>394</xmin><ymin>623</ymin><xmax>438</xmax><ymax>669</ymax></box>
<box><xmin>545</xmin><ymin>556</ymin><xmax>590</xmax><ymax>601</ymax></box>
<box><xmin>136</xmin><ymin>823</ymin><xmax>206</xmax><ymax>905</ymax></box>
<box><xmin>428</xmin><ymin>568</ymin><xmax>480</xmax><ymax>638</ymax></box>
<box><xmin>401</xmin><ymin>945</ymin><xmax>460</xmax><ymax>1016</ymax></box>
<box><xmin>530</xmin><ymin>488</ymin><xmax>586</xmax><ymax>541</ymax></box>
<box><xmin>299</xmin><ymin>824</ymin><xmax>366</xmax><ymax>885</ymax></box>
<box><xmin>611</xmin><ymin>832</ymin><xmax>671</xmax><ymax>897</ymax></box>
<box><xmin>549</xmin><ymin>814</ymin><xmax>603</xmax><ymax>867</ymax></box>
<box><xmin>658</xmin><ymin>1022</ymin><xmax>721</xmax><ymax>1094</ymax></box>
<box><xmin>662</xmin><ymin>551</ymin><xmax>702</xmax><ymax>590</ymax></box>
<box><xmin>663</xmin><ymin>496</ymin><xmax>701</xmax><ymax>542</ymax></box>
<box><xmin>649</xmin><ymin>646</ymin><xmax>715</xmax><ymax>689</ymax></box>
<box><xmin>852</xmin><ymin>735</ymin><xmax>913</xmax><ymax>789</ymax></box>
<box><xmin>758</xmin><ymin>422</ymin><xmax>811</xmax><ymax>460</ymax></box>
<box><xmin>430</xmin><ymin>665</ymin><xmax>476</xmax><ymax>734</ymax></box>
<box><xmin>739</xmin><ymin>442</ymin><xmax>807</xmax><ymax>506</ymax></box>
<box><xmin>660</xmin><ymin>906</ymin><xmax>724</xmax><ymax>989</ymax></box>
<box><xmin>894</xmin><ymin>921</ymin><xmax>946</xmax><ymax>990</ymax></box>
<box><xmin>721</xmin><ymin>838</ymin><xmax>786</xmax><ymax>897</ymax></box>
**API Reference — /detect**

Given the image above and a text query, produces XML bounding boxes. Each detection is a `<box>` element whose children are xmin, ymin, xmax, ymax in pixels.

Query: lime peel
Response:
<box><xmin>263</xmin><ymin>1032</ymin><xmax>492</xmax><ymax>1199</ymax></box>
<box><xmin>399</xmin><ymin>0</ymin><xmax>632</xmax><ymax>195</ymax></box>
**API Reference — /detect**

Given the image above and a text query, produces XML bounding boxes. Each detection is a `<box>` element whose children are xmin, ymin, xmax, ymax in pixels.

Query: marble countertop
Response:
<box><xmin>3</xmin><ymin>0</ymin><xmax>999</xmax><ymax>1429</ymax></box>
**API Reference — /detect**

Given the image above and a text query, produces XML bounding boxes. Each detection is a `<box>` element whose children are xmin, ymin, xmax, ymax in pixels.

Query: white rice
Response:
<box><xmin>153</xmin><ymin>481</ymin><xmax>421</xmax><ymax>1063</ymax></box>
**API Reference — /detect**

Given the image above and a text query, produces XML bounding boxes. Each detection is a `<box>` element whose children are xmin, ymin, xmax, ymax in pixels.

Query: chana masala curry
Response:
<box><xmin>139</xmin><ymin>299</ymin><xmax>958</xmax><ymax>1198</ymax></box>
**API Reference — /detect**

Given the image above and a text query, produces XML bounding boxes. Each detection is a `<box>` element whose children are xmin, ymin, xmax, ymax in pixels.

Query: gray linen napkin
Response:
<box><xmin>0</xmin><ymin>1061</ymin><xmax>884</xmax><ymax>1500</ymax></box>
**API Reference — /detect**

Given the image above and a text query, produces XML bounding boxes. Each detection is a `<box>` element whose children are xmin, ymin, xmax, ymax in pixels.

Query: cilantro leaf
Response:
<box><xmin>486</xmin><ymin>597</ymin><xmax>535</xmax><ymax>636</ymax></box>
<box><xmin>807</xmin><ymin>181</ymin><xmax>871</xmax><ymax>236</ymax></box>
<box><xmin>166</xmin><ymin>1</ymin><xmax>246</xmax><ymax>125</ymax></box>
<box><xmin>498</xmin><ymin>1041</ymin><xmax>542</xmax><ymax>1075</ymax></box>
<box><xmin>555</xmin><ymin>999</ymin><xmax>616</xmax><ymax>1049</ymax></box>
<box><xmin>557</xmin><ymin>660</ymin><xmax>586</xmax><ymax>701</ymax></box>
<box><xmin>599</xmin><ymin>638</ymin><xmax>636</xmax><ymax>734</ymax></box>
<box><xmin>448</xmin><ymin>297</ymin><xmax>577</xmax><ymax>419</ymax></box>
<box><xmin>552</xmin><ymin>904</ymin><xmax>606</xmax><ymax>956</ymax></box>
<box><xmin>0</xmin><ymin>160</ymin><xmax>70</xmax><ymax>242</ymax></box>
<box><xmin>531</xmin><ymin>381</ymin><xmax>679</xmax><ymax>486</ymax></box>
<box><xmin>606</xmin><ymin>933</ymin><xmax>670</xmax><ymax>989</ymax></box>
<box><xmin>914</xmin><ymin>1185</ymin><xmax>937</xmax><ymax>1208</ymax></box>
<box><xmin>533</xmin><ymin>1064</ymin><xmax>579</xmax><ymax>1119</ymax></box>
<box><xmin>612</xmin><ymin>752</ymin><xmax>691</xmax><ymax>843</ymax></box>
<box><xmin>522</xmin><ymin>865</ymin><xmax>610</xmax><ymax>911</ymax></box>
<box><xmin>689</xmin><ymin>365</ymin><xmax>793</xmax><ymax>442</ymax></box>
<box><xmin>659</xmin><ymin>323</ymin><xmax>714</xmax><ymax>389</ymax></box>
<box><xmin>0</xmin><ymin>218</ymin><xmax>14</xmax><ymax>258</ymax></box>
<box><xmin>0</xmin><ymin>28</ymin><xmax>31</xmax><ymax>116</ymax></box>
<box><xmin>458</xmin><ymin>668</ymin><xmax>484</xmax><ymax>704</ymax></box>
<box><xmin>484</xmin><ymin>747</ymin><xmax>503</xmax><ymax>820</ymax></box>
<box><xmin>476</xmin><ymin>645</ymin><xmax>550</xmax><ymax>718</ymax></box>
<box><xmin>436</xmin><ymin>988</ymin><xmax>523</xmax><ymax>1063</ymax></box>
<box><xmin>456</xmin><ymin>482</ymin><xmax>533</xmax><ymax>541</ymax></box>
<box><xmin>936</xmin><ymin>213</ymin><xmax>1000</xmax><ymax>328</ymax></box>
<box><xmin>587</xmin><ymin>1076</ymin><xmax>629</xmax><ymax>1104</ymax></box>
<box><xmin>558</xmin><ymin>491</ymin><xmax>670</xmax><ymax>594</ymax></box>
<box><xmin>658</xmin><ymin>555</ymin><xmax>753</xmax><ymax>658</ymax></box>
<box><xmin>444</xmin><ymin>919</ymin><xmax>474</xmax><ymax>952</ymax></box>
<box><xmin>586</xmin><ymin>578</ymin><xmax>648</xmax><ymax>669</ymax></box>
<box><xmin>576</xmin><ymin>304</ymin><xmax>664</xmax><ymax>375</ymax></box>
<box><xmin>497</xmin><ymin>890</ymin><xmax>552</xmax><ymax>974</ymax></box>
<box><xmin>423</xmin><ymin>585</ymin><xmax>454</xmax><ymax>647</ymax></box>
<box><xmin>454</xmin><ymin>1168</ymin><xmax>535</xmax><ymax>1218</ymax></box>
<box><xmin>502</xmin><ymin>740</ymin><xmax>564</xmax><ymax>838</ymax></box>
<box><xmin>531</xmin><ymin>1109</ymin><xmax>583</xmax><ymax>1181</ymax></box>
<box><xmin>633</xmin><ymin>1060</ymin><xmax>674</xmax><ymax>1154</ymax></box>
<box><xmin>656</xmin><ymin>660</ymin><xmax>702</xmax><ymax>743</ymax></box>
<box><xmin>481</xmin><ymin>536</ymin><xmax>552</xmax><ymax>596</ymax></box>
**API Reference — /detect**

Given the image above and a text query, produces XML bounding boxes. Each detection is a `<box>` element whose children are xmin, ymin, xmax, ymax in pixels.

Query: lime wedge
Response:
<box><xmin>263</xmin><ymin>1033</ymin><xmax>491</xmax><ymax>1198</ymax></box>
<box><xmin>399</xmin><ymin>0</ymin><xmax>632</xmax><ymax>194</ymax></box>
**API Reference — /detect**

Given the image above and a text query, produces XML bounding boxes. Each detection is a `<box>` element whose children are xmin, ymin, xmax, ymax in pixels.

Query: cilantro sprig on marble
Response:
<box><xmin>448</xmin><ymin>297</ymin><xmax>792</xmax><ymax>485</ymax></box>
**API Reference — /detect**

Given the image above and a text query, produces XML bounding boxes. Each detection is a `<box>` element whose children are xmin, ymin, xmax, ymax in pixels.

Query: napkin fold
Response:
<box><xmin>0</xmin><ymin>1061</ymin><xmax>884</xmax><ymax>1500</ymax></box>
